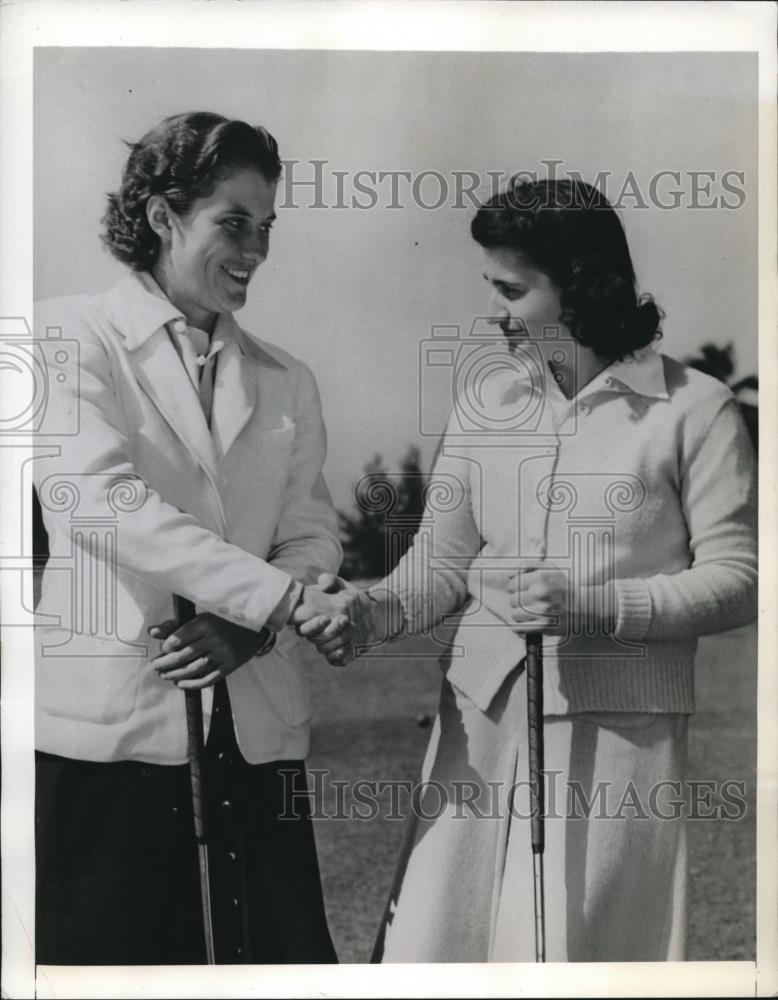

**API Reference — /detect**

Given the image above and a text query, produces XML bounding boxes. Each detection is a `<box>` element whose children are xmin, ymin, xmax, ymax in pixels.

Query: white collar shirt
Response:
<box><xmin>131</xmin><ymin>273</ymin><xmax>246</xmax><ymax>427</ymax></box>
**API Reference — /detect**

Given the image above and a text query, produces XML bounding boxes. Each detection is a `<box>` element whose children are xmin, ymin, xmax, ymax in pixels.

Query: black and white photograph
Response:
<box><xmin>1</xmin><ymin>2</ymin><xmax>776</xmax><ymax>998</ymax></box>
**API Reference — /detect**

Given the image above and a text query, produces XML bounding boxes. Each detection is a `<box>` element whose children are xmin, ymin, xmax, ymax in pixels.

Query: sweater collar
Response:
<box><xmin>581</xmin><ymin>346</ymin><xmax>669</xmax><ymax>401</ymax></box>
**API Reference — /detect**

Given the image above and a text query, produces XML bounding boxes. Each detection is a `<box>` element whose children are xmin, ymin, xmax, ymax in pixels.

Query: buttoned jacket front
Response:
<box><xmin>34</xmin><ymin>272</ymin><xmax>342</xmax><ymax>764</ymax></box>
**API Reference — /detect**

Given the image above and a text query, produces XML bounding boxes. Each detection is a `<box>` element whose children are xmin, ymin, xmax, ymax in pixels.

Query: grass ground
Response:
<box><xmin>305</xmin><ymin>623</ymin><xmax>757</xmax><ymax>964</ymax></box>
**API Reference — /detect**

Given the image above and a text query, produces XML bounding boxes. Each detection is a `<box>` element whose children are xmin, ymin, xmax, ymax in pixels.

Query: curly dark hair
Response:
<box><xmin>471</xmin><ymin>178</ymin><xmax>662</xmax><ymax>361</ymax></box>
<box><xmin>101</xmin><ymin>112</ymin><xmax>282</xmax><ymax>271</ymax></box>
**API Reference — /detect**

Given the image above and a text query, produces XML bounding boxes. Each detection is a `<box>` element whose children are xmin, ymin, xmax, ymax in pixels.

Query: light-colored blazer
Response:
<box><xmin>34</xmin><ymin>271</ymin><xmax>342</xmax><ymax>765</ymax></box>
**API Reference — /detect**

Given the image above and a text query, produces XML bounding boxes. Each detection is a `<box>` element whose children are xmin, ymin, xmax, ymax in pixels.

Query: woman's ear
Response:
<box><xmin>146</xmin><ymin>195</ymin><xmax>174</xmax><ymax>243</ymax></box>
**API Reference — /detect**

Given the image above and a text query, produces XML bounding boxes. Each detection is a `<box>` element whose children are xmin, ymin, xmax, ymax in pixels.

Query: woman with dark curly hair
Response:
<box><xmin>34</xmin><ymin>112</ymin><xmax>348</xmax><ymax>964</ymax></box>
<box><xmin>295</xmin><ymin>178</ymin><xmax>758</xmax><ymax>961</ymax></box>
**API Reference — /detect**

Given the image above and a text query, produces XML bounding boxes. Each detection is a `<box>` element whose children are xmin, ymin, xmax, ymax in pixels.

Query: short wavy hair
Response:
<box><xmin>101</xmin><ymin>112</ymin><xmax>282</xmax><ymax>271</ymax></box>
<box><xmin>471</xmin><ymin>178</ymin><xmax>662</xmax><ymax>361</ymax></box>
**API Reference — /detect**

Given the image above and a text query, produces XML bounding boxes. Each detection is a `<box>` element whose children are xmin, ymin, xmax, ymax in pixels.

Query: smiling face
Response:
<box><xmin>151</xmin><ymin>167</ymin><xmax>278</xmax><ymax>331</ymax></box>
<box><xmin>482</xmin><ymin>246</ymin><xmax>566</xmax><ymax>347</ymax></box>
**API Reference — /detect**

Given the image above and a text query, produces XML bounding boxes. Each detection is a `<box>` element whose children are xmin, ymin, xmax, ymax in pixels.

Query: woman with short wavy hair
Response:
<box><xmin>34</xmin><ymin>111</ymin><xmax>340</xmax><ymax>965</ymax></box>
<box><xmin>101</xmin><ymin>112</ymin><xmax>282</xmax><ymax>272</ymax></box>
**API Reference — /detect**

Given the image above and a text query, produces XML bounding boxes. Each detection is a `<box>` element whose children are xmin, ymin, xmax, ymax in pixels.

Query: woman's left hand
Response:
<box><xmin>149</xmin><ymin>613</ymin><xmax>271</xmax><ymax>689</ymax></box>
<box><xmin>507</xmin><ymin>565</ymin><xmax>570</xmax><ymax>635</ymax></box>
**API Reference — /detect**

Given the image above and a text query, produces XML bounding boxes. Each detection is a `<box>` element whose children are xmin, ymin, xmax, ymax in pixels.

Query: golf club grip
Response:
<box><xmin>525</xmin><ymin>632</ymin><xmax>544</xmax><ymax>854</ymax></box>
<box><xmin>174</xmin><ymin>595</ymin><xmax>207</xmax><ymax>845</ymax></box>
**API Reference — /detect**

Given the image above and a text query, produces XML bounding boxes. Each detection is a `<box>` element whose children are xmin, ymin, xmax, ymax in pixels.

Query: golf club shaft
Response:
<box><xmin>526</xmin><ymin>632</ymin><xmax>545</xmax><ymax>851</ymax></box>
<box><xmin>532</xmin><ymin>853</ymin><xmax>546</xmax><ymax>964</ymax></box>
<box><xmin>174</xmin><ymin>595</ymin><xmax>217</xmax><ymax>965</ymax></box>
<box><xmin>525</xmin><ymin>630</ymin><xmax>546</xmax><ymax>962</ymax></box>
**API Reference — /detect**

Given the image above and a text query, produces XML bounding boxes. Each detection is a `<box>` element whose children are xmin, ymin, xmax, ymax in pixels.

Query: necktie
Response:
<box><xmin>169</xmin><ymin>320</ymin><xmax>221</xmax><ymax>426</ymax></box>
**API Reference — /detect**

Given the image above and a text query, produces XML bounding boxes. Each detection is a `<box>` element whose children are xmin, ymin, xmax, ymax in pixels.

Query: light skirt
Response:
<box><xmin>373</xmin><ymin>666</ymin><xmax>688</xmax><ymax>963</ymax></box>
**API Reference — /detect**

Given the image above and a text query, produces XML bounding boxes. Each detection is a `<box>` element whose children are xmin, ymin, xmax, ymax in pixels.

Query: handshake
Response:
<box><xmin>149</xmin><ymin>574</ymin><xmax>404</xmax><ymax>690</ymax></box>
<box><xmin>289</xmin><ymin>573</ymin><xmax>406</xmax><ymax>666</ymax></box>
<box><xmin>289</xmin><ymin>573</ymin><xmax>377</xmax><ymax>666</ymax></box>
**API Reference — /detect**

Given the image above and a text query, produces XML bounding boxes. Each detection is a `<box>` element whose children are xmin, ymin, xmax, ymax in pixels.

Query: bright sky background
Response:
<box><xmin>35</xmin><ymin>48</ymin><xmax>757</xmax><ymax>512</ymax></box>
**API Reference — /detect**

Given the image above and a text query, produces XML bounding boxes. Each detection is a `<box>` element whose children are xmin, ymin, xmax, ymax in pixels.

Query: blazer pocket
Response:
<box><xmin>36</xmin><ymin>629</ymin><xmax>142</xmax><ymax>725</ymax></box>
<box><xmin>258</xmin><ymin>417</ymin><xmax>296</xmax><ymax>441</ymax></box>
<box><xmin>255</xmin><ymin>421</ymin><xmax>296</xmax><ymax>483</ymax></box>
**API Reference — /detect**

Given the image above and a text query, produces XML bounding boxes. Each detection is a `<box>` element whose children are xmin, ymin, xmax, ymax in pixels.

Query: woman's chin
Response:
<box><xmin>219</xmin><ymin>287</ymin><xmax>248</xmax><ymax>312</ymax></box>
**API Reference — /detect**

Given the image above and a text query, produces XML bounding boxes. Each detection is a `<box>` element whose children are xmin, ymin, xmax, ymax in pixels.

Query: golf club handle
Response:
<box><xmin>525</xmin><ymin>631</ymin><xmax>545</xmax><ymax>854</ymax></box>
<box><xmin>174</xmin><ymin>595</ymin><xmax>207</xmax><ymax>844</ymax></box>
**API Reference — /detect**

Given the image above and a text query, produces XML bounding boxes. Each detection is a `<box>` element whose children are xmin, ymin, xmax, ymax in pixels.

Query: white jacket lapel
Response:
<box><xmin>102</xmin><ymin>274</ymin><xmax>220</xmax><ymax>479</ymax></box>
<box><xmin>131</xmin><ymin>331</ymin><xmax>219</xmax><ymax>479</ymax></box>
<box><xmin>210</xmin><ymin>340</ymin><xmax>256</xmax><ymax>460</ymax></box>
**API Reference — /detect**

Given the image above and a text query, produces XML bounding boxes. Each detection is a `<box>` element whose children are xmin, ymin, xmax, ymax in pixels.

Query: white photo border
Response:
<box><xmin>1</xmin><ymin>2</ymin><xmax>776</xmax><ymax>998</ymax></box>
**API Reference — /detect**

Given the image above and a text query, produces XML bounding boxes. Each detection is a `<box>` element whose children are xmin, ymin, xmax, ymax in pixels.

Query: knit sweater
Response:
<box><xmin>381</xmin><ymin>346</ymin><xmax>757</xmax><ymax>715</ymax></box>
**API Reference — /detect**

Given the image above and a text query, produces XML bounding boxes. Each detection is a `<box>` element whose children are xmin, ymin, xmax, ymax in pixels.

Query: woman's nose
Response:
<box><xmin>487</xmin><ymin>292</ymin><xmax>509</xmax><ymax>324</ymax></box>
<box><xmin>241</xmin><ymin>230</ymin><xmax>269</xmax><ymax>264</ymax></box>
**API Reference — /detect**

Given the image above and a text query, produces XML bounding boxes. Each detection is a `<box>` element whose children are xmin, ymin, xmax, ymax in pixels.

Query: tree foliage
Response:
<box><xmin>338</xmin><ymin>445</ymin><xmax>428</xmax><ymax>581</ymax></box>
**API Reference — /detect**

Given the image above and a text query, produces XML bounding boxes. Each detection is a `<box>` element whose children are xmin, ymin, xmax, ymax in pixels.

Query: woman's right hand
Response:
<box><xmin>507</xmin><ymin>565</ymin><xmax>568</xmax><ymax>634</ymax></box>
<box><xmin>291</xmin><ymin>574</ymin><xmax>404</xmax><ymax>666</ymax></box>
<box><xmin>506</xmin><ymin>565</ymin><xmax>615</xmax><ymax>636</ymax></box>
<box><xmin>290</xmin><ymin>573</ymin><xmax>362</xmax><ymax>665</ymax></box>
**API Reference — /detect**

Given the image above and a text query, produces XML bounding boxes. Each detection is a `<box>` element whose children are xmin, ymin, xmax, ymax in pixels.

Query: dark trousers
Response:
<box><xmin>36</xmin><ymin>682</ymin><xmax>337</xmax><ymax>965</ymax></box>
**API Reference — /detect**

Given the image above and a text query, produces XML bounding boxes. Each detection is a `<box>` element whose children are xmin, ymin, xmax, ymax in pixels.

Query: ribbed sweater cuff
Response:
<box><xmin>615</xmin><ymin>578</ymin><xmax>653</xmax><ymax>640</ymax></box>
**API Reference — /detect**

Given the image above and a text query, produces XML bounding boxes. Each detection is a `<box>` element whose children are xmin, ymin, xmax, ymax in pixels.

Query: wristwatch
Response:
<box><xmin>254</xmin><ymin>627</ymin><xmax>277</xmax><ymax>657</ymax></box>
